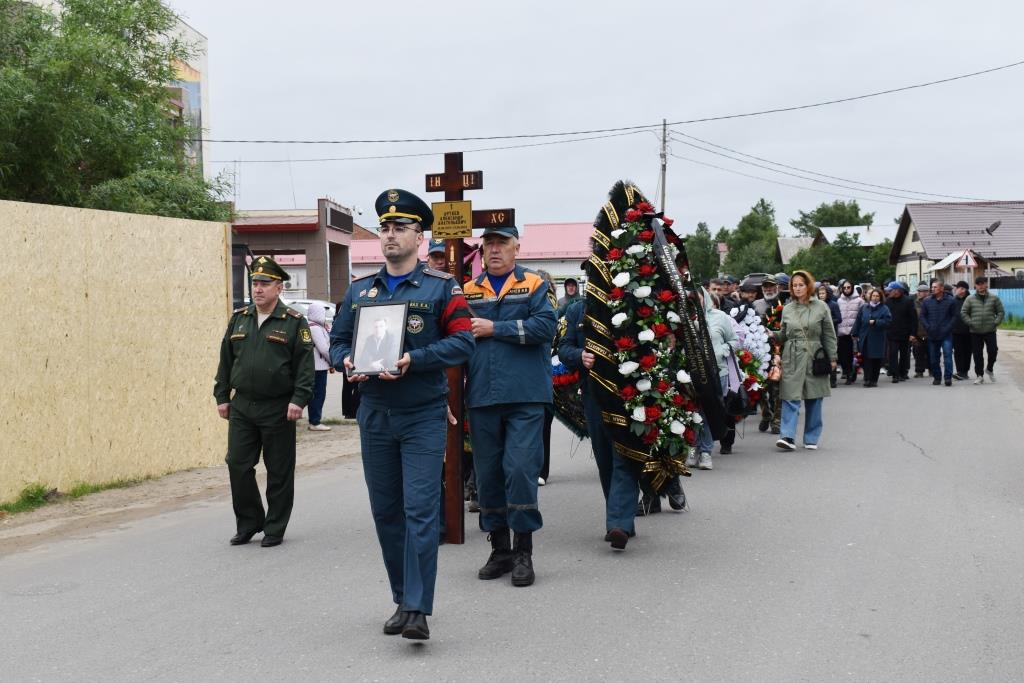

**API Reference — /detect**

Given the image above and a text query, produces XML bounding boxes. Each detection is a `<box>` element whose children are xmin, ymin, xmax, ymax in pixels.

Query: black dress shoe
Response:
<box><xmin>666</xmin><ymin>477</ymin><xmax>687</xmax><ymax>510</ymax></box>
<box><xmin>402</xmin><ymin>612</ymin><xmax>430</xmax><ymax>640</ymax></box>
<box><xmin>383</xmin><ymin>606</ymin><xmax>410</xmax><ymax>635</ymax></box>
<box><xmin>945</xmin><ymin>379</ymin><xmax>952</xmax><ymax>386</ymax></box>
<box><xmin>229</xmin><ymin>530</ymin><xmax>261</xmax><ymax>546</ymax></box>
<box><xmin>932</xmin><ymin>378</ymin><xmax>941</xmax><ymax>386</ymax></box>
<box><xmin>607</xmin><ymin>528</ymin><xmax>629</xmax><ymax>550</ymax></box>
<box><xmin>260</xmin><ymin>535</ymin><xmax>283</xmax><ymax>547</ymax></box>
<box><xmin>891</xmin><ymin>376</ymin><xmax>899</xmax><ymax>383</ymax></box>
<box><xmin>719</xmin><ymin>445</ymin><xmax>732</xmax><ymax>455</ymax></box>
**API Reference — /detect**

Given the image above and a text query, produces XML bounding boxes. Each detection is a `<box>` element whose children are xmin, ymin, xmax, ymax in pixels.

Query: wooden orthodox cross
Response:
<box><xmin>425</xmin><ymin>152</ymin><xmax>515</xmax><ymax>544</ymax></box>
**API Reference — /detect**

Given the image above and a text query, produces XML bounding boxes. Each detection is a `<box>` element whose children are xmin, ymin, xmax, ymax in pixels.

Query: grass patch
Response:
<box><xmin>0</xmin><ymin>483</ymin><xmax>58</xmax><ymax>515</ymax></box>
<box><xmin>66</xmin><ymin>477</ymin><xmax>148</xmax><ymax>499</ymax></box>
<box><xmin>1000</xmin><ymin>314</ymin><xmax>1024</xmax><ymax>331</ymax></box>
<box><xmin>319</xmin><ymin>417</ymin><xmax>345</xmax><ymax>426</ymax></box>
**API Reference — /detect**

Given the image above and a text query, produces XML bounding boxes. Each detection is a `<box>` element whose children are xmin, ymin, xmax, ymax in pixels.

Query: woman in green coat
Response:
<box><xmin>773</xmin><ymin>270</ymin><xmax>838</xmax><ymax>451</ymax></box>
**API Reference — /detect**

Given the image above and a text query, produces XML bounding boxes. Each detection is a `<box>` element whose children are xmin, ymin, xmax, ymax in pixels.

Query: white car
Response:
<box><xmin>282</xmin><ymin>298</ymin><xmax>336</xmax><ymax>326</ymax></box>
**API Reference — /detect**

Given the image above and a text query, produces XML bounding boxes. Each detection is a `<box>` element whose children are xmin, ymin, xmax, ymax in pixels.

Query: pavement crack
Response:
<box><xmin>897</xmin><ymin>431</ymin><xmax>935</xmax><ymax>461</ymax></box>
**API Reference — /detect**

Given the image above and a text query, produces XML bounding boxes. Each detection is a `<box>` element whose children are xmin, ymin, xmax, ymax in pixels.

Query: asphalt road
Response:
<box><xmin>2</xmin><ymin>367</ymin><xmax>1024</xmax><ymax>681</ymax></box>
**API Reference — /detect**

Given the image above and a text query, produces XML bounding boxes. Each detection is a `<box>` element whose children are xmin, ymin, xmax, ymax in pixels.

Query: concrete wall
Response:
<box><xmin>0</xmin><ymin>200</ymin><xmax>230</xmax><ymax>504</ymax></box>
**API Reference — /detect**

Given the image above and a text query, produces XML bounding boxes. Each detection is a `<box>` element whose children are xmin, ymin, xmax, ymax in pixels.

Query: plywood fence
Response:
<box><xmin>0</xmin><ymin>200</ymin><xmax>231</xmax><ymax>503</ymax></box>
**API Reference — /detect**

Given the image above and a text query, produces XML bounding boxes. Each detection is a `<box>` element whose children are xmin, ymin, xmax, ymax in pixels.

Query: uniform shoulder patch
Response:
<box><xmin>424</xmin><ymin>267</ymin><xmax>453</xmax><ymax>279</ymax></box>
<box><xmin>286</xmin><ymin>308</ymin><xmax>303</xmax><ymax>319</ymax></box>
<box><xmin>300</xmin><ymin>328</ymin><xmax>312</xmax><ymax>344</ymax></box>
<box><xmin>233</xmin><ymin>305</ymin><xmax>248</xmax><ymax>314</ymax></box>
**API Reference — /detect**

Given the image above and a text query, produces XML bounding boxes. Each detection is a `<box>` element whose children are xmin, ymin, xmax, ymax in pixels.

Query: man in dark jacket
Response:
<box><xmin>919</xmin><ymin>279</ymin><xmax>957</xmax><ymax>386</ymax></box>
<box><xmin>961</xmin><ymin>275</ymin><xmax>1005</xmax><ymax>384</ymax></box>
<box><xmin>951</xmin><ymin>281</ymin><xmax>972</xmax><ymax>380</ymax></box>
<box><xmin>912</xmin><ymin>283</ymin><xmax>930</xmax><ymax>377</ymax></box>
<box><xmin>884</xmin><ymin>282</ymin><xmax>917</xmax><ymax>383</ymax></box>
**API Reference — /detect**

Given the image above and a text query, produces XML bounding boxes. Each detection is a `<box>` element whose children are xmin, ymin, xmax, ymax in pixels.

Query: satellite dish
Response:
<box><xmin>985</xmin><ymin>221</ymin><xmax>1001</xmax><ymax>236</ymax></box>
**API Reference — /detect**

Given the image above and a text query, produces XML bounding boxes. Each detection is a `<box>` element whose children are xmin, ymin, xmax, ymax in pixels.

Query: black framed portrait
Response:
<box><xmin>349</xmin><ymin>301</ymin><xmax>409</xmax><ymax>376</ymax></box>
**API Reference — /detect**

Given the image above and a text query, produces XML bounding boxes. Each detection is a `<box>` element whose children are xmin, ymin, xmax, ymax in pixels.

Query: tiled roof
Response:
<box><xmin>891</xmin><ymin>201</ymin><xmax>1024</xmax><ymax>262</ymax></box>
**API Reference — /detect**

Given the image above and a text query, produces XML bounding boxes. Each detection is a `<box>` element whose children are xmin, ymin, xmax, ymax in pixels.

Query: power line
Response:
<box><xmin>670</xmin><ymin>130</ymin><xmax>990</xmax><ymax>201</ymax></box>
<box><xmin>198</xmin><ymin>59</ymin><xmax>1024</xmax><ymax>145</ymax></box>
<box><xmin>210</xmin><ymin>129</ymin><xmax>647</xmax><ymax>164</ymax></box>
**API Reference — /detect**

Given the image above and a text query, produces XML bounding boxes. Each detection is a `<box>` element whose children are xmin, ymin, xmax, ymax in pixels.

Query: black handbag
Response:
<box><xmin>723</xmin><ymin>352</ymin><xmax>749</xmax><ymax>418</ymax></box>
<box><xmin>811</xmin><ymin>347</ymin><xmax>831</xmax><ymax>376</ymax></box>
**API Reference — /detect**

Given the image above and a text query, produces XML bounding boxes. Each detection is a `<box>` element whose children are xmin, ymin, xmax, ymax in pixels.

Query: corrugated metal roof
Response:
<box><xmin>892</xmin><ymin>201</ymin><xmax>1024</xmax><ymax>262</ymax></box>
<box><xmin>816</xmin><ymin>224</ymin><xmax>897</xmax><ymax>247</ymax></box>
<box><xmin>776</xmin><ymin>237</ymin><xmax>814</xmax><ymax>264</ymax></box>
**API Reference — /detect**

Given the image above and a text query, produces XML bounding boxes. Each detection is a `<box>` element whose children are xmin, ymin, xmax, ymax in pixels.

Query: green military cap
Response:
<box><xmin>251</xmin><ymin>255</ymin><xmax>290</xmax><ymax>282</ymax></box>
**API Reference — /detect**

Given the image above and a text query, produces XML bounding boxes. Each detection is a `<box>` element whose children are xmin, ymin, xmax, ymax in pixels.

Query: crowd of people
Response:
<box><xmin>213</xmin><ymin>186</ymin><xmax>1006</xmax><ymax>642</ymax></box>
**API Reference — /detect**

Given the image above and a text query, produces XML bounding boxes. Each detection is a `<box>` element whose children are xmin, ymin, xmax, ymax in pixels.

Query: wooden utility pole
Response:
<box><xmin>424</xmin><ymin>152</ymin><xmax>515</xmax><ymax>545</ymax></box>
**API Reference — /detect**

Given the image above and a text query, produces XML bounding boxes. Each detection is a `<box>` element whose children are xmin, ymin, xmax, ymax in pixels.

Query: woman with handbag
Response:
<box><xmin>772</xmin><ymin>270</ymin><xmax>838</xmax><ymax>451</ymax></box>
<box><xmin>850</xmin><ymin>287</ymin><xmax>892</xmax><ymax>387</ymax></box>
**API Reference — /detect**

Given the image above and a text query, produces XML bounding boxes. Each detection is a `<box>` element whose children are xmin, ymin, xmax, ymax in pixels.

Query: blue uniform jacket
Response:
<box><xmin>330</xmin><ymin>261</ymin><xmax>474</xmax><ymax>410</ymax></box>
<box><xmin>462</xmin><ymin>264</ymin><xmax>557</xmax><ymax>408</ymax></box>
<box><xmin>557</xmin><ymin>299</ymin><xmax>590</xmax><ymax>394</ymax></box>
<box><xmin>919</xmin><ymin>292</ymin><xmax>957</xmax><ymax>341</ymax></box>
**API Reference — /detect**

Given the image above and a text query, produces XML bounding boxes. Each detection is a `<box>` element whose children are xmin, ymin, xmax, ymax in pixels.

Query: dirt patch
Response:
<box><xmin>0</xmin><ymin>421</ymin><xmax>362</xmax><ymax>555</ymax></box>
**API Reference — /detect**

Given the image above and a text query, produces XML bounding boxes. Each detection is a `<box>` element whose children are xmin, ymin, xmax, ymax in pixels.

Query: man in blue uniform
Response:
<box><xmin>462</xmin><ymin>225</ymin><xmax>557</xmax><ymax>587</ymax></box>
<box><xmin>331</xmin><ymin>188</ymin><xmax>474</xmax><ymax>641</ymax></box>
<box><xmin>558</xmin><ymin>298</ymin><xmax>639</xmax><ymax>549</ymax></box>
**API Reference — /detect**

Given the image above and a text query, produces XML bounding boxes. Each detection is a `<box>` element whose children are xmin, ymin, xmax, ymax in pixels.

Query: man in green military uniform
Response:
<box><xmin>215</xmin><ymin>256</ymin><xmax>315</xmax><ymax>547</ymax></box>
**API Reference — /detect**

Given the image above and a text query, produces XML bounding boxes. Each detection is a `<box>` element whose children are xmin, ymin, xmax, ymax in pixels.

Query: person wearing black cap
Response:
<box><xmin>883</xmin><ymin>281</ymin><xmax>917</xmax><ymax>383</ymax></box>
<box><xmin>951</xmin><ymin>280</ymin><xmax>972</xmax><ymax>380</ymax></box>
<box><xmin>912</xmin><ymin>283</ymin><xmax>930</xmax><ymax>377</ymax></box>
<box><xmin>462</xmin><ymin>223</ymin><xmax>557</xmax><ymax>587</ymax></box>
<box><xmin>557</xmin><ymin>277</ymin><xmax>582</xmax><ymax>318</ymax></box>
<box><xmin>426</xmin><ymin>239</ymin><xmax>447</xmax><ymax>272</ymax></box>
<box><xmin>961</xmin><ymin>276</ymin><xmax>1005</xmax><ymax>384</ymax></box>
<box><xmin>214</xmin><ymin>256</ymin><xmax>315</xmax><ymax>548</ymax></box>
<box><xmin>331</xmin><ymin>188</ymin><xmax>476</xmax><ymax>640</ymax></box>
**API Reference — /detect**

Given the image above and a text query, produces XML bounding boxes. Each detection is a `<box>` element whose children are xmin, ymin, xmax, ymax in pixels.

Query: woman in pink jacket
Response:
<box><xmin>835</xmin><ymin>281</ymin><xmax>864</xmax><ymax>384</ymax></box>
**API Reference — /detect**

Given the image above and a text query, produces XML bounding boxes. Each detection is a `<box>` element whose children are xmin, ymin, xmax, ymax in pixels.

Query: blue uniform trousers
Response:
<box><xmin>469</xmin><ymin>403</ymin><xmax>545</xmax><ymax>533</ymax></box>
<box><xmin>582</xmin><ymin>389</ymin><xmax>638</xmax><ymax>535</ymax></box>
<box><xmin>357</xmin><ymin>400</ymin><xmax>447</xmax><ymax>615</ymax></box>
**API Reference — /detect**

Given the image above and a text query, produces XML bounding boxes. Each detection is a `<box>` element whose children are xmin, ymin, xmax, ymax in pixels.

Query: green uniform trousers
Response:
<box><xmin>226</xmin><ymin>396</ymin><xmax>296</xmax><ymax>538</ymax></box>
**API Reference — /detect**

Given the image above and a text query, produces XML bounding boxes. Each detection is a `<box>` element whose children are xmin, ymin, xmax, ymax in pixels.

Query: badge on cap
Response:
<box><xmin>387</xmin><ymin>189</ymin><xmax>400</xmax><ymax>203</ymax></box>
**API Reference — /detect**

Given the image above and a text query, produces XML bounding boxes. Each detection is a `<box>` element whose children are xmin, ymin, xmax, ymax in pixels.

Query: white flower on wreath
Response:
<box><xmin>612</xmin><ymin>272</ymin><xmax>631</xmax><ymax>288</ymax></box>
<box><xmin>636</xmin><ymin>378</ymin><xmax>652</xmax><ymax>392</ymax></box>
<box><xmin>692</xmin><ymin>412</ymin><xmax>703</xmax><ymax>425</ymax></box>
<box><xmin>670</xmin><ymin>420</ymin><xmax>685</xmax><ymax>435</ymax></box>
<box><xmin>637</xmin><ymin>329</ymin><xmax>655</xmax><ymax>342</ymax></box>
<box><xmin>618</xmin><ymin>361</ymin><xmax>639</xmax><ymax>376</ymax></box>
<box><xmin>667</xmin><ymin>311</ymin><xmax>681</xmax><ymax>323</ymax></box>
<box><xmin>626</xmin><ymin>244</ymin><xmax>645</xmax><ymax>256</ymax></box>
<box><xmin>677</xmin><ymin>369</ymin><xmax>691</xmax><ymax>384</ymax></box>
<box><xmin>631</xmin><ymin>405</ymin><xmax>647</xmax><ymax>423</ymax></box>
<box><xmin>632</xmin><ymin>285</ymin><xmax>652</xmax><ymax>299</ymax></box>
<box><xmin>611</xmin><ymin>312</ymin><xmax>628</xmax><ymax>328</ymax></box>
<box><xmin>610</xmin><ymin>229</ymin><xmax>626</xmax><ymax>240</ymax></box>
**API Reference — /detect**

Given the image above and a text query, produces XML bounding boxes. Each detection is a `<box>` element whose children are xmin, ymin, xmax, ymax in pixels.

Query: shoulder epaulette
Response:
<box><xmin>352</xmin><ymin>273</ymin><xmax>375</xmax><ymax>283</ymax></box>
<box><xmin>286</xmin><ymin>308</ymin><xmax>303</xmax><ymax>319</ymax></box>
<box><xmin>233</xmin><ymin>305</ymin><xmax>249</xmax><ymax>314</ymax></box>
<box><xmin>424</xmin><ymin>267</ymin><xmax>453</xmax><ymax>279</ymax></box>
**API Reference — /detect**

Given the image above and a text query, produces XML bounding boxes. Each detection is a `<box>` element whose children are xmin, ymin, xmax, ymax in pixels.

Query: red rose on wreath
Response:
<box><xmin>671</xmin><ymin>393</ymin><xmax>684</xmax><ymax>406</ymax></box>
<box><xmin>609</xmin><ymin>287</ymin><xmax>625</xmax><ymax>301</ymax></box>
<box><xmin>607</xmin><ymin>247</ymin><xmax>624</xmax><ymax>261</ymax></box>
<box><xmin>638</xmin><ymin>263</ymin><xmax>657</xmax><ymax>277</ymax></box>
<box><xmin>639</xmin><ymin>354</ymin><xmax>657</xmax><ymax>370</ymax></box>
<box><xmin>683</xmin><ymin>427</ymin><xmax>696</xmax><ymax>446</ymax></box>
<box><xmin>638</xmin><ymin>229</ymin><xmax>654</xmax><ymax>243</ymax></box>
<box><xmin>636</xmin><ymin>305</ymin><xmax>654</xmax><ymax>318</ymax></box>
<box><xmin>635</xmin><ymin>201</ymin><xmax>654</xmax><ymax>213</ymax></box>
<box><xmin>656</xmin><ymin>290</ymin><xmax>676</xmax><ymax>303</ymax></box>
<box><xmin>615</xmin><ymin>336</ymin><xmax>637</xmax><ymax>351</ymax></box>
<box><xmin>620</xmin><ymin>385</ymin><xmax>637</xmax><ymax>400</ymax></box>
<box><xmin>641</xmin><ymin>426</ymin><xmax>659</xmax><ymax>444</ymax></box>
<box><xmin>652</xmin><ymin>322</ymin><xmax>671</xmax><ymax>337</ymax></box>
<box><xmin>656</xmin><ymin>379</ymin><xmax>671</xmax><ymax>393</ymax></box>
<box><xmin>644</xmin><ymin>405</ymin><xmax>662</xmax><ymax>423</ymax></box>
<box><xmin>739</xmin><ymin>349</ymin><xmax>753</xmax><ymax>365</ymax></box>
<box><xmin>624</xmin><ymin>209</ymin><xmax>641</xmax><ymax>222</ymax></box>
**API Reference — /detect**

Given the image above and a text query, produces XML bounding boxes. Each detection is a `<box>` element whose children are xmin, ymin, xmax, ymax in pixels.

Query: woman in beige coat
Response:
<box><xmin>773</xmin><ymin>270</ymin><xmax>838</xmax><ymax>451</ymax></box>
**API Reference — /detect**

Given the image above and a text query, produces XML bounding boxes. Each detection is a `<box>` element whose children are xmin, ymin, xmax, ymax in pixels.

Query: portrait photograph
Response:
<box><xmin>350</xmin><ymin>301</ymin><xmax>408</xmax><ymax>376</ymax></box>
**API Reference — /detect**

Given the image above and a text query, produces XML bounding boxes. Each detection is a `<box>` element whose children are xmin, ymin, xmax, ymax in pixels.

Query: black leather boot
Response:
<box><xmin>666</xmin><ymin>477</ymin><xmax>687</xmax><ymax>511</ymax></box>
<box><xmin>477</xmin><ymin>528</ymin><xmax>514</xmax><ymax>580</ymax></box>
<box><xmin>511</xmin><ymin>532</ymin><xmax>535</xmax><ymax>587</ymax></box>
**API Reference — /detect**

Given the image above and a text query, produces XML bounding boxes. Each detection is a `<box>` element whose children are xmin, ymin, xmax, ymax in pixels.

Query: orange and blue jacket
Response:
<box><xmin>462</xmin><ymin>265</ymin><xmax>557</xmax><ymax>408</ymax></box>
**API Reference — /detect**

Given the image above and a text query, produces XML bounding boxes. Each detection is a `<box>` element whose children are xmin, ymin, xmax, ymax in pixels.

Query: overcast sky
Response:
<box><xmin>167</xmin><ymin>0</ymin><xmax>1023</xmax><ymax>236</ymax></box>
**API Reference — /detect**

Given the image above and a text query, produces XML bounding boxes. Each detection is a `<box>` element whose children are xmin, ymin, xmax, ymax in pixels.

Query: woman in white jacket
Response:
<box><xmin>687</xmin><ymin>289</ymin><xmax>740</xmax><ymax>470</ymax></box>
<box><xmin>835</xmin><ymin>281</ymin><xmax>864</xmax><ymax>384</ymax></box>
<box><xmin>306</xmin><ymin>303</ymin><xmax>333</xmax><ymax>431</ymax></box>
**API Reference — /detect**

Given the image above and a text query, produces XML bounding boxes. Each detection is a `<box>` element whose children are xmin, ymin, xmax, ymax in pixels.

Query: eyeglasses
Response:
<box><xmin>379</xmin><ymin>224</ymin><xmax>421</xmax><ymax>237</ymax></box>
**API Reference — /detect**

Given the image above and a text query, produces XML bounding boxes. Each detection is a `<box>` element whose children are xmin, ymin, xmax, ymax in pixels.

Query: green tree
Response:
<box><xmin>0</xmin><ymin>0</ymin><xmax>223</xmax><ymax>217</ymax></box>
<box><xmin>789</xmin><ymin>232</ymin><xmax>896</xmax><ymax>284</ymax></box>
<box><xmin>682</xmin><ymin>221</ymin><xmax>719</xmax><ymax>283</ymax></box>
<box><xmin>789</xmin><ymin>200</ymin><xmax>875</xmax><ymax>238</ymax></box>
<box><xmin>85</xmin><ymin>169</ymin><xmax>232</xmax><ymax>222</ymax></box>
<box><xmin>722</xmin><ymin>198</ymin><xmax>782</xmax><ymax>277</ymax></box>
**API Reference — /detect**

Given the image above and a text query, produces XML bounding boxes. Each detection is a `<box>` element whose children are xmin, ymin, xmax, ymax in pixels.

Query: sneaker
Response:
<box><xmin>698</xmin><ymin>452</ymin><xmax>713</xmax><ymax>470</ymax></box>
<box><xmin>684</xmin><ymin>451</ymin><xmax>698</xmax><ymax>468</ymax></box>
<box><xmin>537</xmin><ymin>477</ymin><xmax>546</xmax><ymax>486</ymax></box>
<box><xmin>308</xmin><ymin>423</ymin><xmax>331</xmax><ymax>431</ymax></box>
<box><xmin>805</xmin><ymin>443</ymin><xmax>818</xmax><ymax>450</ymax></box>
<box><xmin>758</xmin><ymin>420</ymin><xmax>769</xmax><ymax>432</ymax></box>
<box><xmin>987</xmin><ymin>370</ymin><xmax>996</xmax><ymax>383</ymax></box>
<box><xmin>973</xmin><ymin>376</ymin><xmax>985</xmax><ymax>385</ymax></box>
<box><xmin>775</xmin><ymin>437</ymin><xmax>796</xmax><ymax>451</ymax></box>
